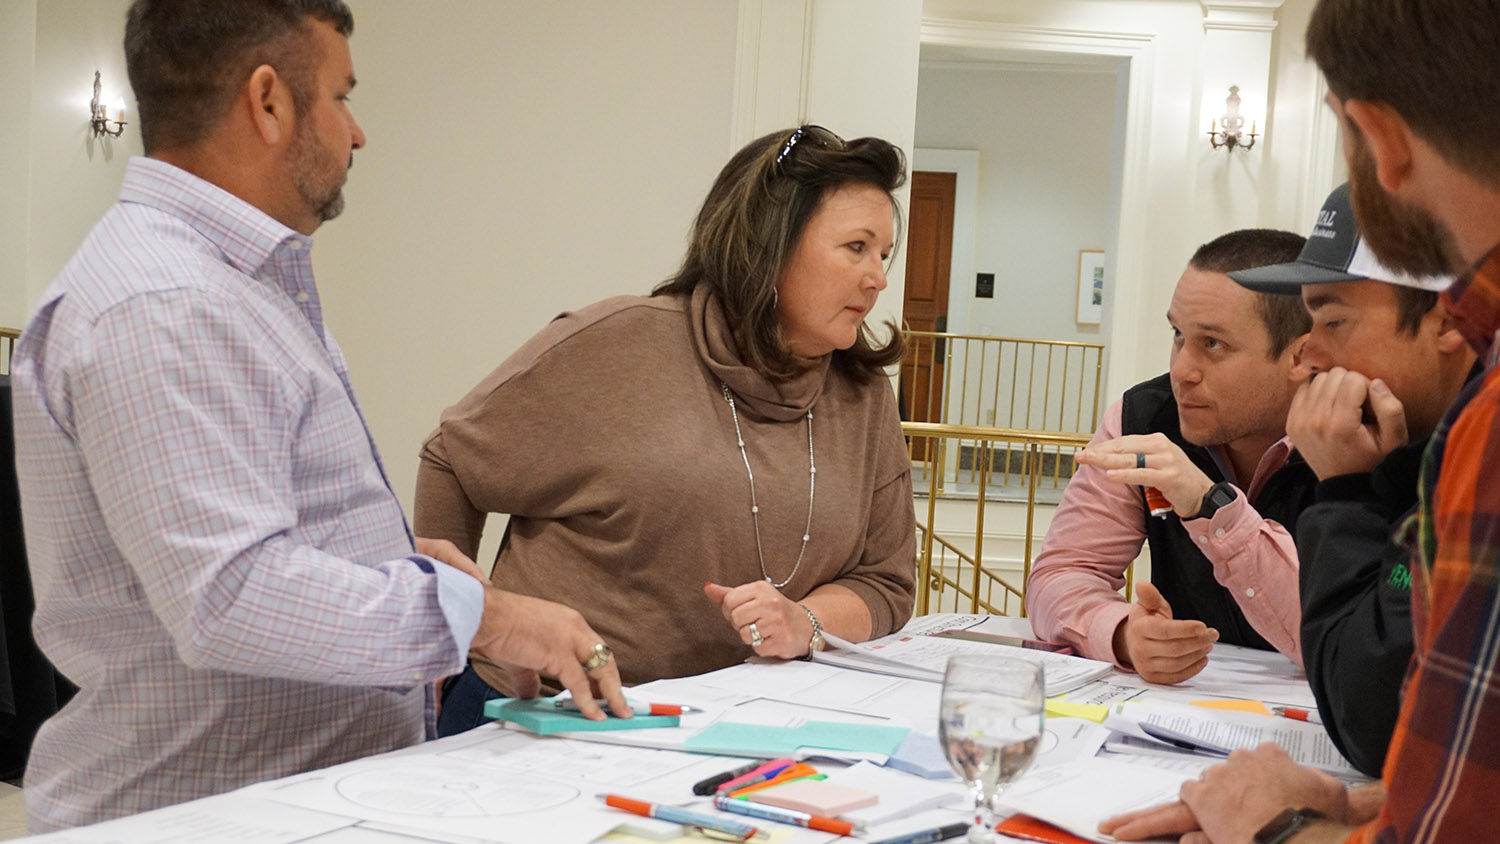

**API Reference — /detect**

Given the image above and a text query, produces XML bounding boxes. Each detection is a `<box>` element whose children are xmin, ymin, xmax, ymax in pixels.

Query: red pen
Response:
<box><xmin>553</xmin><ymin>698</ymin><xmax>700</xmax><ymax>717</ymax></box>
<box><xmin>597</xmin><ymin>794</ymin><xmax>760</xmax><ymax>840</ymax></box>
<box><xmin>717</xmin><ymin>759</ymin><xmax>795</xmax><ymax>793</ymax></box>
<box><xmin>1272</xmin><ymin>706</ymin><xmax>1323</xmax><ymax>725</ymax></box>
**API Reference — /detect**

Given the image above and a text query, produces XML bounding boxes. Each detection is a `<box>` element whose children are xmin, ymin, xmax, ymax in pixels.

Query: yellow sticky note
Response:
<box><xmin>1190</xmin><ymin>698</ymin><xmax>1272</xmax><ymax>715</ymax></box>
<box><xmin>1045</xmin><ymin>699</ymin><xmax>1109</xmax><ymax>723</ymax></box>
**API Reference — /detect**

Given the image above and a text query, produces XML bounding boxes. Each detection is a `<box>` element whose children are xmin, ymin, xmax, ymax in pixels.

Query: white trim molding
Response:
<box><xmin>1200</xmin><ymin>1</ymin><xmax>1283</xmax><ymax>32</ymax></box>
<box><xmin>731</xmin><ymin>0</ymin><xmax>813</xmax><ymax>151</ymax></box>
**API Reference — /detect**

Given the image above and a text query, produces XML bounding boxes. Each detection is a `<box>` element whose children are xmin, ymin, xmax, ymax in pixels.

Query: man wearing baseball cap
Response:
<box><xmin>1230</xmin><ymin>183</ymin><xmax>1475</xmax><ymax>778</ymax></box>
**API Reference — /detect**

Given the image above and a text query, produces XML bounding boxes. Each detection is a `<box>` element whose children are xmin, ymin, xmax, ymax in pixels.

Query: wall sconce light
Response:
<box><xmin>89</xmin><ymin>71</ymin><xmax>127</xmax><ymax>139</ymax></box>
<box><xmin>1206</xmin><ymin>85</ymin><xmax>1257</xmax><ymax>152</ymax></box>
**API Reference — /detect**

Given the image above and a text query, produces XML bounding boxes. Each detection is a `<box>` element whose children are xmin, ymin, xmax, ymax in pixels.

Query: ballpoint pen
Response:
<box><xmin>712</xmin><ymin>793</ymin><xmax>861</xmax><ymax>836</ymax></box>
<box><xmin>553</xmin><ymin>698</ymin><xmax>702</xmax><ymax>717</ymax></box>
<box><xmin>693</xmin><ymin>760</ymin><xmax>765</xmax><ymax>796</ymax></box>
<box><xmin>1139</xmin><ymin>723</ymin><xmax>1232</xmax><ymax>756</ymax></box>
<box><xmin>717</xmin><ymin>759</ymin><xmax>796</xmax><ymax>793</ymax></box>
<box><xmin>867</xmin><ymin>822</ymin><xmax>970</xmax><ymax>844</ymax></box>
<box><xmin>597</xmin><ymin>794</ymin><xmax>760</xmax><ymax>841</ymax></box>
<box><xmin>1272</xmin><ymin>706</ymin><xmax>1324</xmax><ymax>725</ymax></box>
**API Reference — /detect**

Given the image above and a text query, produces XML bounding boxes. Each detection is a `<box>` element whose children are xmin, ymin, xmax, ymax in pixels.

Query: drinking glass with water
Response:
<box><xmin>940</xmin><ymin>654</ymin><xmax>1045</xmax><ymax>843</ymax></box>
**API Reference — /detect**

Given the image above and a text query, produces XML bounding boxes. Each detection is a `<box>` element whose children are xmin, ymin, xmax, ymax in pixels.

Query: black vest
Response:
<box><xmin>1119</xmin><ymin>374</ymin><xmax>1316</xmax><ymax>651</ymax></box>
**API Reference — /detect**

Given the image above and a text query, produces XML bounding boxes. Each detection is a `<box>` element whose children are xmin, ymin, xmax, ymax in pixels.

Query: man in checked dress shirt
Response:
<box><xmin>10</xmin><ymin>0</ymin><xmax>629</xmax><ymax>831</ymax></box>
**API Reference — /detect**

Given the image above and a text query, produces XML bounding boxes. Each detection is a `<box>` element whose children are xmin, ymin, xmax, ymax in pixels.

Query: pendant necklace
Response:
<box><xmin>720</xmin><ymin>382</ymin><xmax>815</xmax><ymax>589</ymax></box>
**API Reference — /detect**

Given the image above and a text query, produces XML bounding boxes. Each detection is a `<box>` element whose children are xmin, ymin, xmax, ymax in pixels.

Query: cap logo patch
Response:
<box><xmin>1311</xmin><ymin>209</ymin><xmax>1338</xmax><ymax>239</ymax></box>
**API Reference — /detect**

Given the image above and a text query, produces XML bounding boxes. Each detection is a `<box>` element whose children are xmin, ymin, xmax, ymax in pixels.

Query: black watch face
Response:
<box><xmin>1210</xmin><ymin>484</ymin><xmax>1235</xmax><ymax>507</ymax></box>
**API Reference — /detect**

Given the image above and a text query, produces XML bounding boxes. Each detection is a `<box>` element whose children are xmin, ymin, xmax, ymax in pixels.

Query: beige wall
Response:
<box><xmin>306</xmin><ymin>1</ymin><xmax>738</xmax><ymax>565</ymax></box>
<box><xmin>3</xmin><ymin>0</ymin><xmax>140</xmax><ymax>330</ymax></box>
<box><xmin>0</xmin><ymin>1</ymin><xmax>36</xmax><ymax>330</ymax></box>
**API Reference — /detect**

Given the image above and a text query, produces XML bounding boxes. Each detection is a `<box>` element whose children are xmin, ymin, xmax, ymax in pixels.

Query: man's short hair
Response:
<box><xmin>1307</xmin><ymin>0</ymin><xmax>1500</xmax><ymax>186</ymax></box>
<box><xmin>1393</xmin><ymin>286</ymin><xmax>1440</xmax><ymax>336</ymax></box>
<box><xmin>1190</xmin><ymin>229</ymin><xmax>1310</xmax><ymax>358</ymax></box>
<box><xmin>125</xmin><ymin>0</ymin><xmax>354</xmax><ymax>154</ymax></box>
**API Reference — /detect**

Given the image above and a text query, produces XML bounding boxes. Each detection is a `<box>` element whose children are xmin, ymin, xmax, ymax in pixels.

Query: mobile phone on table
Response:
<box><xmin>931</xmin><ymin>629</ymin><xmax>1074</xmax><ymax>654</ymax></box>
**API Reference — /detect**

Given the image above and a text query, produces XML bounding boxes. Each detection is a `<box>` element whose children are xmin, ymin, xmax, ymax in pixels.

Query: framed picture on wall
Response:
<box><xmin>1076</xmin><ymin>250</ymin><xmax>1105</xmax><ymax>326</ymax></box>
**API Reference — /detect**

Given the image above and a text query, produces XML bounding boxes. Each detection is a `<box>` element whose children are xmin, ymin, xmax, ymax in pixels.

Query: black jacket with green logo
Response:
<box><xmin>1297</xmin><ymin>438</ymin><xmax>1424</xmax><ymax>778</ymax></box>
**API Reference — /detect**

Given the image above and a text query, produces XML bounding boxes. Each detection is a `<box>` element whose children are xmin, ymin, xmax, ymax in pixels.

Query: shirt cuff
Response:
<box><xmin>416</xmin><ymin>556</ymin><xmax>484</xmax><ymax>657</ymax></box>
<box><xmin>1086</xmin><ymin>600</ymin><xmax>1135</xmax><ymax>669</ymax></box>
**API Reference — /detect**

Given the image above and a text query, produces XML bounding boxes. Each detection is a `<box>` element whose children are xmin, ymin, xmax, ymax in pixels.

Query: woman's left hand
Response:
<box><xmin>703</xmin><ymin>580</ymin><xmax>814</xmax><ymax>660</ymax></box>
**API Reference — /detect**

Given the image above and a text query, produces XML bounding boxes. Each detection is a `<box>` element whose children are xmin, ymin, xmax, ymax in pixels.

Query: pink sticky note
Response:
<box><xmin>747</xmin><ymin>780</ymin><xmax>878</xmax><ymax>816</ymax></box>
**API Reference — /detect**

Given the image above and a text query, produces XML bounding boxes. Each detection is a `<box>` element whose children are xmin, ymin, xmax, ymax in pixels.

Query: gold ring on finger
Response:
<box><xmin>581</xmin><ymin>642</ymin><xmax>613</xmax><ymax>671</ymax></box>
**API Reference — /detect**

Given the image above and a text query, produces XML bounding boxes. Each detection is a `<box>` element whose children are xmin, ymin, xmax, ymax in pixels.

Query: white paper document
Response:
<box><xmin>995</xmin><ymin>756</ymin><xmax>1196</xmax><ymax>844</ymax></box>
<box><xmin>17</xmin><ymin>796</ymin><xmax>359</xmax><ymax>844</ymax></box>
<box><xmin>814</xmin><ymin>629</ymin><xmax>1112</xmax><ymax>695</ymax></box>
<box><xmin>1102</xmin><ymin>700</ymin><xmax>1365</xmax><ymax>779</ymax></box>
<box><xmin>1110</xmin><ymin>642</ymin><xmax>1316</xmax><ymax>709</ymax></box>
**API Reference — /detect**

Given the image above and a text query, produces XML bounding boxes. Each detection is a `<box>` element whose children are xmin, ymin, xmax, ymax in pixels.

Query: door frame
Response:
<box><xmin>920</xmin><ymin>18</ymin><xmax>1155</xmax><ymax>404</ymax></box>
<box><xmin>911</xmin><ymin>149</ymin><xmax>978</xmax><ymax>429</ymax></box>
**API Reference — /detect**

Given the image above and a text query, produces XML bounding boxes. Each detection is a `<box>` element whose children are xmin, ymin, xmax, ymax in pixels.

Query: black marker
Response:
<box><xmin>690</xmin><ymin>760</ymin><xmax>763</xmax><ymax>796</ymax></box>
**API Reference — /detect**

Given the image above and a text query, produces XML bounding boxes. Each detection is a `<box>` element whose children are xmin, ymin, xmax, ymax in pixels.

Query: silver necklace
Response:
<box><xmin>720</xmin><ymin>382</ymin><xmax>815</xmax><ymax>589</ymax></box>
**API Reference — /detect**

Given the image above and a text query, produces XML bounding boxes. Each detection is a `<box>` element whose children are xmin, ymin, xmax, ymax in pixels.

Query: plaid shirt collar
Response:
<box><xmin>1441</xmin><ymin>243</ymin><xmax>1500</xmax><ymax>367</ymax></box>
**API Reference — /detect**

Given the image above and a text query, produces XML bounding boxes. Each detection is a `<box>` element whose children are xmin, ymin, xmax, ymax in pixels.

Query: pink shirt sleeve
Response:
<box><xmin>1025</xmin><ymin>399</ymin><xmax>1303</xmax><ymax>670</ymax></box>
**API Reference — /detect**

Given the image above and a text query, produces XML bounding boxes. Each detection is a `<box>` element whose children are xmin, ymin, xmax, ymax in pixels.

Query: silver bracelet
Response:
<box><xmin>799</xmin><ymin>603</ymin><xmax>826</xmax><ymax>657</ymax></box>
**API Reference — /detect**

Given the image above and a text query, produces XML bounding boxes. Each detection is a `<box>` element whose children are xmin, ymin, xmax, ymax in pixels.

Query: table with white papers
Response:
<box><xmin>11</xmin><ymin>615</ymin><xmax>1357</xmax><ymax>844</ymax></box>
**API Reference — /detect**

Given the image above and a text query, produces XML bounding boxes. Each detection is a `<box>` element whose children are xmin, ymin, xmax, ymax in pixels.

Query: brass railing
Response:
<box><xmin>904</xmin><ymin>421</ymin><xmax>1132</xmax><ymax>618</ymax></box>
<box><xmin>0</xmin><ymin>327</ymin><xmax>18</xmax><ymax>376</ymax></box>
<box><xmin>901</xmin><ymin>331</ymin><xmax>1104</xmax><ymax>433</ymax></box>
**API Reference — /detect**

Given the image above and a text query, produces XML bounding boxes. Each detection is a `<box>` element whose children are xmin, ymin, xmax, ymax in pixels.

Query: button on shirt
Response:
<box><xmin>11</xmin><ymin>157</ymin><xmax>481</xmax><ymax>831</ymax></box>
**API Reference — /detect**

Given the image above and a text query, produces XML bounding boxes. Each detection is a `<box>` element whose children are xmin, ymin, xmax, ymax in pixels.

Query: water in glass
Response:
<box><xmin>940</xmin><ymin>654</ymin><xmax>1045</xmax><ymax>843</ymax></box>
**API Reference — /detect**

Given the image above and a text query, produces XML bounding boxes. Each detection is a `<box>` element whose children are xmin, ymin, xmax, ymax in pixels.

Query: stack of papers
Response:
<box><xmin>1101</xmin><ymin>699</ymin><xmax>1367</xmax><ymax>780</ymax></box>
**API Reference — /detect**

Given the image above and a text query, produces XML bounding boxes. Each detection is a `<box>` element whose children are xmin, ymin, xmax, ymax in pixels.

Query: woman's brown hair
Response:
<box><xmin>655</xmin><ymin>125</ymin><xmax>907</xmax><ymax>382</ymax></box>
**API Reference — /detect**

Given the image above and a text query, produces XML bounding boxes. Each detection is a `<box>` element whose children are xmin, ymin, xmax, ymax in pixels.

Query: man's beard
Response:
<box><xmin>1347</xmin><ymin>129</ymin><xmax>1461</xmax><ymax>276</ymax></box>
<box><xmin>289</xmin><ymin>122</ymin><xmax>348</xmax><ymax>224</ymax></box>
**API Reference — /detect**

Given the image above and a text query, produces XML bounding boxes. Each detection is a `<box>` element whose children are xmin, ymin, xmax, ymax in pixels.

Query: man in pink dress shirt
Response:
<box><xmin>1027</xmin><ymin>229</ymin><xmax>1313</xmax><ymax>684</ymax></box>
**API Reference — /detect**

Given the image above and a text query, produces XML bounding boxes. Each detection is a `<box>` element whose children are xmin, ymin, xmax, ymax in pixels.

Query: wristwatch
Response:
<box><xmin>799</xmin><ymin>604</ymin><xmax>826</xmax><ymax>656</ymax></box>
<box><xmin>1254</xmin><ymin>808</ymin><xmax>1326</xmax><ymax>844</ymax></box>
<box><xmin>1193</xmin><ymin>481</ymin><xmax>1237</xmax><ymax>520</ymax></box>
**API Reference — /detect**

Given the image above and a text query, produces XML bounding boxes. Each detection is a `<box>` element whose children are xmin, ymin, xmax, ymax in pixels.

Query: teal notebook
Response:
<box><xmin>482</xmin><ymin>698</ymin><xmax>680</xmax><ymax>735</ymax></box>
<box><xmin>682</xmin><ymin>720</ymin><xmax>910</xmax><ymax>757</ymax></box>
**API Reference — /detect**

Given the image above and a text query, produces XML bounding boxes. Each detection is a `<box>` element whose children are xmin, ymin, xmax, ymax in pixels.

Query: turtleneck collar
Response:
<box><xmin>688</xmin><ymin>284</ymin><xmax>830</xmax><ymax>422</ymax></box>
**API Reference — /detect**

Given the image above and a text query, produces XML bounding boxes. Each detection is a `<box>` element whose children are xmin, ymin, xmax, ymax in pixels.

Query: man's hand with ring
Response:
<box><xmin>469</xmin><ymin>586</ymin><xmax>632</xmax><ymax>720</ymax></box>
<box><xmin>1076</xmin><ymin>433</ymin><xmax>1216</xmax><ymax>518</ymax></box>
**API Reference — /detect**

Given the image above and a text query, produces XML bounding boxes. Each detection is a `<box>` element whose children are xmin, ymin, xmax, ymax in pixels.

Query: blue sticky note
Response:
<box><xmin>482</xmin><ymin>698</ymin><xmax>679</xmax><ymax>735</ymax></box>
<box><xmin>683</xmin><ymin>720</ymin><xmax>909</xmax><ymax>757</ymax></box>
<box><xmin>883</xmin><ymin>731</ymin><xmax>957</xmax><ymax>779</ymax></box>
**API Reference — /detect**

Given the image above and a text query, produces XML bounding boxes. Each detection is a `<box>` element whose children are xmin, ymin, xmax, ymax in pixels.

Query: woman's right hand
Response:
<box><xmin>704</xmin><ymin>580</ymin><xmax>815</xmax><ymax>660</ymax></box>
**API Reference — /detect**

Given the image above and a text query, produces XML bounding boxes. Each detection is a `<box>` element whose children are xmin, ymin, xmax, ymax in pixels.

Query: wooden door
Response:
<box><xmin>901</xmin><ymin>171</ymin><xmax>956</xmax><ymax>455</ymax></box>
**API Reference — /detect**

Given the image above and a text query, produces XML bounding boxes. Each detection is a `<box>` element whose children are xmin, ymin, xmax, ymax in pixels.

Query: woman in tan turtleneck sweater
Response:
<box><xmin>415</xmin><ymin>126</ymin><xmax>917</xmax><ymax>734</ymax></box>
